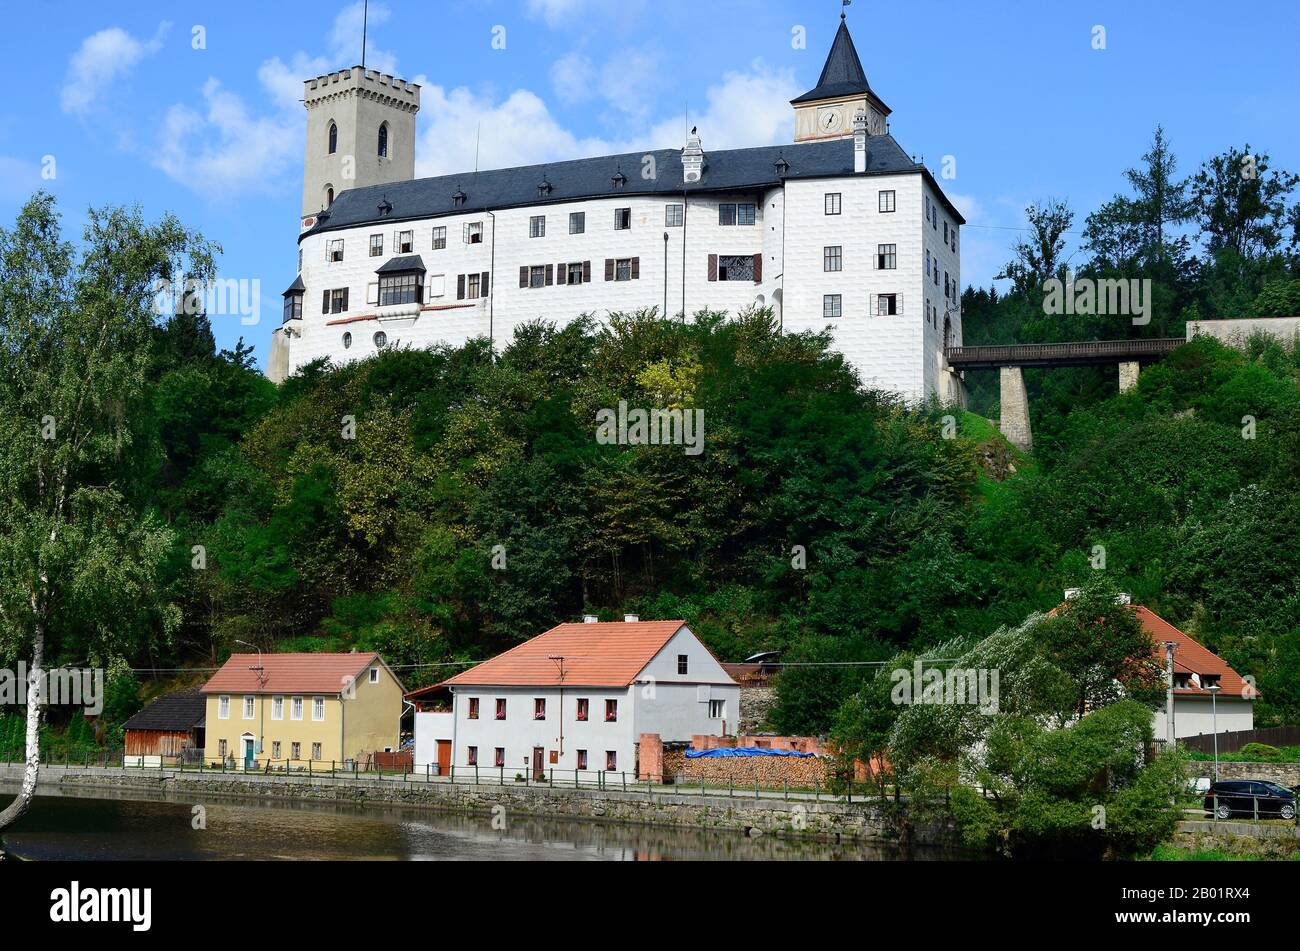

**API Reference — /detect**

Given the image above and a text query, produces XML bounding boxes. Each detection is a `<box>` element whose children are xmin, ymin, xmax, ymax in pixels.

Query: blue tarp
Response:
<box><xmin>685</xmin><ymin>747</ymin><xmax>815</xmax><ymax>758</ymax></box>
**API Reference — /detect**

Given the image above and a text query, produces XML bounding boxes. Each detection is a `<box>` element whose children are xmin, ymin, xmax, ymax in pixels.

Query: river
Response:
<box><xmin>0</xmin><ymin>784</ymin><xmax>946</xmax><ymax>860</ymax></box>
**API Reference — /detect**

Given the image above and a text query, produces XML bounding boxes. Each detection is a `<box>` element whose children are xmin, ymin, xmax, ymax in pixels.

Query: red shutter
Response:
<box><xmin>457</xmin><ymin>274</ymin><xmax>465</xmax><ymax>300</ymax></box>
<box><xmin>322</xmin><ymin>290</ymin><xmax>330</xmax><ymax>313</ymax></box>
<box><xmin>630</xmin><ymin>257</ymin><xmax>639</xmax><ymax>280</ymax></box>
<box><xmin>707</xmin><ymin>254</ymin><xmax>717</xmax><ymax>281</ymax></box>
<box><xmin>753</xmin><ymin>253</ymin><xmax>762</xmax><ymax>283</ymax></box>
<box><xmin>604</xmin><ymin>258</ymin><xmax>614</xmax><ymax>281</ymax></box>
<box><xmin>519</xmin><ymin>266</ymin><xmax>528</xmax><ymax>288</ymax></box>
<box><xmin>583</xmin><ymin>261</ymin><xmax>591</xmax><ymax>283</ymax></box>
<box><xmin>545</xmin><ymin>264</ymin><xmax>554</xmax><ymax>286</ymax></box>
<box><xmin>481</xmin><ymin>271</ymin><xmax>489</xmax><ymax>296</ymax></box>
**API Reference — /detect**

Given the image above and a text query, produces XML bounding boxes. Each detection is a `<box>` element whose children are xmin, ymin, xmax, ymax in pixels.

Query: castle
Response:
<box><xmin>269</xmin><ymin>15</ymin><xmax>965</xmax><ymax>404</ymax></box>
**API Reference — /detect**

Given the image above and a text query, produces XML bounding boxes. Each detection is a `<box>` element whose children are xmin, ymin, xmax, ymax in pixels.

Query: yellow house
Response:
<box><xmin>200</xmin><ymin>652</ymin><xmax>404</xmax><ymax>768</ymax></box>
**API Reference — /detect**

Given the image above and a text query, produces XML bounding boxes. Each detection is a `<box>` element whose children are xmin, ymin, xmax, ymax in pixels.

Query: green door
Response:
<box><xmin>243</xmin><ymin>738</ymin><xmax>255</xmax><ymax>768</ymax></box>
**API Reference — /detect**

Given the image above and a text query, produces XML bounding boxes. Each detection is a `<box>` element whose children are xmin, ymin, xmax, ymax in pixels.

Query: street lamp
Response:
<box><xmin>1207</xmin><ymin>682</ymin><xmax>1222</xmax><ymax>783</ymax></box>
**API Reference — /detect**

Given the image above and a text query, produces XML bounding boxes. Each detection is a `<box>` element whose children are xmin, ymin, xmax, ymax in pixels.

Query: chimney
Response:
<box><xmin>681</xmin><ymin>128</ymin><xmax>704</xmax><ymax>184</ymax></box>
<box><xmin>624</xmin><ymin>614</ymin><xmax>640</xmax><ymax>623</ymax></box>
<box><xmin>582</xmin><ymin>614</ymin><xmax>598</xmax><ymax>624</ymax></box>
<box><xmin>853</xmin><ymin>110</ymin><xmax>868</xmax><ymax>174</ymax></box>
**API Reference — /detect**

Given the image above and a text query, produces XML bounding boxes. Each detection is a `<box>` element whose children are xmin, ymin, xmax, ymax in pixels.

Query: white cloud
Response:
<box><xmin>526</xmin><ymin>0</ymin><xmax>596</xmax><ymax>27</ymax></box>
<box><xmin>61</xmin><ymin>22</ymin><xmax>171</xmax><ymax>116</ymax></box>
<box><xmin>550</xmin><ymin>52</ymin><xmax>595</xmax><ymax>104</ymax></box>
<box><xmin>329</xmin><ymin>0</ymin><xmax>398</xmax><ymax>74</ymax></box>
<box><xmin>642</xmin><ymin>60</ymin><xmax>801</xmax><ymax>150</ymax></box>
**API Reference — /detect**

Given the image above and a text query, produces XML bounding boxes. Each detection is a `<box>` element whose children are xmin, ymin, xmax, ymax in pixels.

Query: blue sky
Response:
<box><xmin>9</xmin><ymin>0</ymin><xmax>1299</xmax><ymax>368</ymax></box>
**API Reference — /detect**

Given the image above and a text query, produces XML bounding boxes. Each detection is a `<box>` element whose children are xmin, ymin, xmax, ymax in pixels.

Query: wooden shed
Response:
<box><xmin>122</xmin><ymin>689</ymin><xmax>207</xmax><ymax>765</ymax></box>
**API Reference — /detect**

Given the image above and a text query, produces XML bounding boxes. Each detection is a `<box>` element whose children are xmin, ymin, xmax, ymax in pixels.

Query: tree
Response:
<box><xmin>1123</xmin><ymin>125</ymin><xmax>1193</xmax><ymax>259</ymax></box>
<box><xmin>999</xmin><ymin>199</ymin><xmax>1074</xmax><ymax>295</ymax></box>
<box><xmin>0</xmin><ymin>193</ymin><xmax>210</xmax><ymax>832</ymax></box>
<box><xmin>1191</xmin><ymin>145</ymin><xmax>1298</xmax><ymax>260</ymax></box>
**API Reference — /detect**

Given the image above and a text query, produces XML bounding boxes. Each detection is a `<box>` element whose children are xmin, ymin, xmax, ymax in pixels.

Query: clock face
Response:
<box><xmin>818</xmin><ymin>108</ymin><xmax>843</xmax><ymax>133</ymax></box>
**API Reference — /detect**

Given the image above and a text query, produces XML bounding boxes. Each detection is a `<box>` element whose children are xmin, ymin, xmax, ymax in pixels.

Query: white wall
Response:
<box><xmin>412</xmin><ymin>711</ymin><xmax>454</xmax><ymax>767</ymax></box>
<box><xmin>632</xmin><ymin>627</ymin><xmax>741</xmax><ymax>739</ymax></box>
<box><xmin>1153</xmin><ymin>697</ymin><xmax>1254</xmax><ymax>740</ymax></box>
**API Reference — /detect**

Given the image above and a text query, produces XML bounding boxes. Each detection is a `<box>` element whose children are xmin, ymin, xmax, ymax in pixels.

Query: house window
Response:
<box><xmin>218</xmin><ymin>696</ymin><xmax>229</xmax><ymax>720</ymax></box>
<box><xmin>576</xmin><ymin>698</ymin><xmax>589</xmax><ymax>721</ymax></box>
<box><xmin>665</xmin><ymin>203</ymin><xmax>683</xmax><ymax>227</ymax></box>
<box><xmin>576</xmin><ymin>749</ymin><xmax>588</xmax><ymax>770</ymax></box>
<box><xmin>379</xmin><ymin>272</ymin><xmax>423</xmax><ymax>305</ymax></box>
<box><xmin>272</xmin><ymin>697</ymin><xmax>283</xmax><ymax>721</ymax></box>
<box><xmin>397</xmin><ymin>230</ymin><xmax>413</xmax><ymax>254</ymax></box>
<box><xmin>614</xmin><ymin>207</ymin><xmax>631</xmax><ymax>230</ymax></box>
<box><xmin>495</xmin><ymin>698</ymin><xmax>507</xmax><ymax>720</ymax></box>
<box><xmin>876</xmin><ymin>293</ymin><xmax>900</xmax><ymax>316</ymax></box>
<box><xmin>877</xmin><ymin>243</ymin><xmax>897</xmax><ymax>269</ymax></box>
<box><xmin>534</xmin><ymin>698</ymin><xmax>546</xmax><ymax>720</ymax></box>
<box><xmin>468</xmin><ymin>697</ymin><xmax>479</xmax><ymax>719</ymax></box>
<box><xmin>463</xmin><ymin>222</ymin><xmax>483</xmax><ymax>244</ymax></box>
<box><xmin>879</xmin><ymin>190</ymin><xmax>896</xmax><ymax>213</ymax></box>
<box><xmin>369</xmin><ymin>667</ymin><xmax>379</xmax><ymax>684</ymax></box>
<box><xmin>467</xmin><ymin>746</ymin><xmax>478</xmax><ymax>766</ymax></box>
<box><xmin>824</xmin><ymin>246</ymin><xmax>842</xmax><ymax>272</ymax></box>
<box><xmin>291</xmin><ymin>697</ymin><xmax>303</xmax><ymax>720</ymax></box>
<box><xmin>373</xmin><ymin>331</ymin><xmax>388</xmax><ymax>348</ymax></box>
<box><xmin>709</xmin><ymin>699</ymin><xmax>725</xmax><ymax>718</ymax></box>
<box><xmin>529</xmin><ymin>215</ymin><xmax>546</xmax><ymax>238</ymax></box>
<box><xmin>272</xmin><ymin>741</ymin><xmax>281</xmax><ymax>759</ymax></box>
<box><xmin>824</xmin><ymin>294</ymin><xmax>842</xmax><ymax>318</ymax></box>
<box><xmin>218</xmin><ymin>739</ymin><xmax>228</xmax><ymax>758</ymax></box>
<box><xmin>465</xmin><ymin>273</ymin><xmax>483</xmax><ymax>299</ymax></box>
<box><xmin>291</xmin><ymin>742</ymin><xmax>301</xmax><ymax>760</ymax></box>
<box><xmin>311</xmin><ymin>742</ymin><xmax>321</xmax><ymax>761</ymax></box>
<box><xmin>327</xmin><ymin>121</ymin><xmax>337</xmax><ymax>154</ymax></box>
<box><xmin>677</xmin><ymin>655</ymin><xmax>688</xmax><ymax>675</ymax></box>
<box><xmin>570</xmin><ymin>211</ymin><xmax>585</xmax><ymax>234</ymax></box>
<box><xmin>605</xmin><ymin>751</ymin><xmax>617</xmax><ymax>772</ymax></box>
<box><xmin>243</xmin><ymin>696</ymin><xmax>255</xmax><ymax>720</ymax></box>
<box><xmin>605</xmin><ymin>699</ymin><xmax>618</xmax><ymax>722</ymax></box>
<box><xmin>378</xmin><ymin>122</ymin><xmax>388</xmax><ymax>158</ymax></box>
<box><xmin>529</xmin><ymin>265</ymin><xmax>546</xmax><ymax>288</ymax></box>
<box><xmin>327</xmin><ymin>239</ymin><xmax>344</xmax><ymax>262</ymax></box>
<box><xmin>312</xmin><ymin>697</ymin><xmax>324</xmax><ymax>721</ymax></box>
<box><xmin>325</xmin><ymin>288</ymin><xmax>349</xmax><ymax>314</ymax></box>
<box><xmin>369</xmin><ymin>234</ymin><xmax>383</xmax><ymax>257</ymax></box>
<box><xmin>565</xmin><ymin>262</ymin><xmax>587</xmax><ymax>285</ymax></box>
<box><xmin>494</xmin><ymin>747</ymin><xmax>505</xmax><ymax>767</ymax></box>
<box><xmin>825</xmin><ymin>192</ymin><xmax>841</xmax><ymax>215</ymax></box>
<box><xmin>432</xmin><ymin>226</ymin><xmax>446</xmax><ymax>249</ymax></box>
<box><xmin>718</xmin><ymin>255</ymin><xmax>755</xmax><ymax>281</ymax></box>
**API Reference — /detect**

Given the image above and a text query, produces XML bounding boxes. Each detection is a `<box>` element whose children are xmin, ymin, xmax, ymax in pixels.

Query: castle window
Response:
<box><xmin>374</xmin><ymin>331</ymin><xmax>388</xmax><ymax>348</ymax></box>
<box><xmin>452</xmin><ymin>189</ymin><xmax>467</xmax><ymax>207</ymax></box>
<box><xmin>718</xmin><ymin>203</ymin><xmax>736</xmax><ymax>226</ymax></box>
<box><xmin>377</xmin><ymin>122</ymin><xmax>389</xmax><ymax>158</ymax></box>
<box><xmin>569</xmin><ymin>212</ymin><xmax>585</xmax><ymax>234</ymax></box>
<box><xmin>342</xmin><ymin>332</ymin><xmax>353</xmax><ymax>349</ymax></box>
<box><xmin>282</xmin><ymin>292</ymin><xmax>302</xmax><ymax>323</ymax></box>
<box><xmin>323</xmin><ymin>287</ymin><xmax>349</xmax><ymax>314</ymax></box>
<box><xmin>614</xmin><ymin>208</ymin><xmax>631</xmax><ymax>230</ymax></box>
<box><xmin>719</xmin><ymin>203</ymin><xmax>756</xmax><ymax>226</ymax></box>
<box><xmin>824</xmin><ymin>246</ymin><xmax>842</xmax><ymax>272</ymax></box>
<box><xmin>718</xmin><ymin>254</ymin><xmax>754</xmax><ymax>281</ymax></box>
<box><xmin>463</xmin><ymin>222</ymin><xmax>483</xmax><ymax>244</ymax></box>
<box><xmin>328</xmin><ymin>121</ymin><xmax>337</xmax><ymax>154</ymax></box>
<box><xmin>825</xmin><ymin>193</ymin><xmax>841</xmax><ymax>215</ymax></box>
<box><xmin>823</xmin><ymin>294</ymin><xmax>841</xmax><ymax>318</ymax></box>
<box><xmin>665</xmin><ymin>204</ymin><xmax>683</xmax><ymax>227</ymax></box>
<box><xmin>327</xmin><ymin>239</ymin><xmax>344</xmax><ymax>262</ymax></box>
<box><xmin>879</xmin><ymin>190</ymin><xmax>896</xmax><ymax>213</ymax></box>
<box><xmin>369</xmin><ymin>234</ymin><xmax>383</xmax><ymax>257</ymax></box>
<box><xmin>397</xmin><ymin>230</ymin><xmax>413</xmax><ymax>253</ymax></box>
<box><xmin>432</xmin><ymin>226</ymin><xmax>446</xmax><ymax>249</ymax></box>
<box><xmin>877</xmin><ymin>243</ymin><xmax>897</xmax><ymax>270</ymax></box>
<box><xmin>565</xmin><ymin>262</ymin><xmax>588</xmax><ymax>285</ymax></box>
<box><xmin>876</xmin><ymin>293</ymin><xmax>901</xmax><ymax>316</ymax></box>
<box><xmin>738</xmin><ymin>203</ymin><xmax>756</xmax><ymax>225</ymax></box>
<box><xmin>529</xmin><ymin>215</ymin><xmax>546</xmax><ymax>238</ymax></box>
<box><xmin>379</xmin><ymin>272</ymin><xmax>423</xmax><ymax>306</ymax></box>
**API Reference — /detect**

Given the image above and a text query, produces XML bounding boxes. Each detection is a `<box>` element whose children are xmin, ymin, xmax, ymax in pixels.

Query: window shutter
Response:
<box><xmin>322</xmin><ymin>290</ymin><xmax>330</xmax><ymax>314</ymax></box>
<box><xmin>457</xmin><ymin>274</ymin><xmax>465</xmax><ymax>300</ymax></box>
<box><xmin>558</xmin><ymin>262</ymin><xmax>566</xmax><ymax>283</ymax></box>
<box><xmin>604</xmin><ymin>258</ymin><xmax>614</xmax><ymax>281</ymax></box>
<box><xmin>897</xmin><ymin>293</ymin><xmax>903</xmax><ymax>316</ymax></box>
<box><xmin>480</xmin><ymin>271</ymin><xmax>489</xmax><ymax>296</ymax></box>
<box><xmin>545</xmin><ymin>264</ymin><xmax>554</xmax><ymax>286</ymax></box>
<box><xmin>519</xmin><ymin>266</ymin><xmax>528</xmax><ymax>288</ymax></box>
<box><xmin>707</xmin><ymin>254</ymin><xmax>717</xmax><ymax>281</ymax></box>
<box><xmin>630</xmin><ymin>257</ymin><xmax>639</xmax><ymax>280</ymax></box>
<box><xmin>583</xmin><ymin>261</ymin><xmax>591</xmax><ymax>283</ymax></box>
<box><xmin>753</xmin><ymin>253</ymin><xmax>762</xmax><ymax>283</ymax></box>
<box><xmin>341</xmin><ymin>288</ymin><xmax>349</xmax><ymax>311</ymax></box>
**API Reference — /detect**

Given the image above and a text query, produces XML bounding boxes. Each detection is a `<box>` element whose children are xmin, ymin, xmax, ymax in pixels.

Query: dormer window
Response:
<box><xmin>452</xmin><ymin>187</ymin><xmax>467</xmax><ymax>207</ymax></box>
<box><xmin>611</xmin><ymin>168</ymin><xmax>627</xmax><ymax>189</ymax></box>
<box><xmin>377</xmin><ymin>122</ymin><xmax>389</xmax><ymax>158</ymax></box>
<box><xmin>774</xmin><ymin>156</ymin><xmax>790</xmax><ymax>178</ymax></box>
<box><xmin>377</xmin><ymin>197</ymin><xmax>393</xmax><ymax>217</ymax></box>
<box><xmin>328</xmin><ymin>121</ymin><xmax>337</xmax><ymax>155</ymax></box>
<box><xmin>538</xmin><ymin>177</ymin><xmax>553</xmax><ymax>197</ymax></box>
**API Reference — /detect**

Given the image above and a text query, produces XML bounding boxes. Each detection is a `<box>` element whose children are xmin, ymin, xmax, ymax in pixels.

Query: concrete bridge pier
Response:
<box><xmin>1118</xmin><ymin>360</ymin><xmax>1140</xmax><ymax>392</ymax></box>
<box><xmin>999</xmin><ymin>366</ymin><xmax>1032</xmax><ymax>451</ymax></box>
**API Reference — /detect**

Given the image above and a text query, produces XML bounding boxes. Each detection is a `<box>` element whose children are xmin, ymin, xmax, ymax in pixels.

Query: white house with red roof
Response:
<box><xmin>410</xmin><ymin>616</ymin><xmax>739</xmax><ymax>779</ymax></box>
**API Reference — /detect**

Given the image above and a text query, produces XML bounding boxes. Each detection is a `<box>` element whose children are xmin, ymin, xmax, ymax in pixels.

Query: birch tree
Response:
<box><xmin>0</xmin><ymin>193</ymin><xmax>212</xmax><ymax>833</ymax></box>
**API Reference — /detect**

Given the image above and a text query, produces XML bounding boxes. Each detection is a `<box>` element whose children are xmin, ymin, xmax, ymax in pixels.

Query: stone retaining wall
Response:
<box><xmin>1186</xmin><ymin>760</ymin><xmax>1300</xmax><ymax>786</ymax></box>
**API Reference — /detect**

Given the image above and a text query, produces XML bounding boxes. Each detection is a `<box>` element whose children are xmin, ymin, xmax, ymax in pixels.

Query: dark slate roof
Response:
<box><xmin>791</xmin><ymin>17</ymin><xmax>888</xmax><ymax>110</ymax></box>
<box><xmin>302</xmin><ymin>134</ymin><xmax>962</xmax><ymax>237</ymax></box>
<box><xmin>375</xmin><ymin>254</ymin><xmax>426</xmax><ymax>273</ymax></box>
<box><xmin>122</xmin><ymin>689</ymin><xmax>206</xmax><ymax>732</ymax></box>
<box><xmin>282</xmin><ymin>274</ymin><xmax>305</xmax><ymax>296</ymax></box>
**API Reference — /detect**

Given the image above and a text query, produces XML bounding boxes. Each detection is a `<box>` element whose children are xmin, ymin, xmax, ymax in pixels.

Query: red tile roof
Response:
<box><xmin>440</xmin><ymin>621</ymin><xmax>689</xmax><ymax>688</ymax></box>
<box><xmin>201</xmin><ymin>653</ymin><xmax>382</xmax><ymax>695</ymax></box>
<box><xmin>1134</xmin><ymin>606</ymin><xmax>1253</xmax><ymax>699</ymax></box>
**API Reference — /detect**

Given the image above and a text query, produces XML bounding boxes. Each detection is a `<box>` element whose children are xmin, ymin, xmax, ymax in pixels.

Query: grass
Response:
<box><xmin>1183</xmin><ymin>745</ymin><xmax>1300</xmax><ymax>763</ymax></box>
<box><xmin>1150</xmin><ymin>843</ymin><xmax>1300</xmax><ymax>861</ymax></box>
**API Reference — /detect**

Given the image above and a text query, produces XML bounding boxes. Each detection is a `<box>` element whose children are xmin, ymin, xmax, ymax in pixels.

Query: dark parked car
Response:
<box><xmin>1204</xmin><ymin>780</ymin><xmax>1297</xmax><ymax>820</ymax></box>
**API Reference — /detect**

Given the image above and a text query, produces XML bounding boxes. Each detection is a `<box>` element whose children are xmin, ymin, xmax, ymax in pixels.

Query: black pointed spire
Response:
<box><xmin>791</xmin><ymin>16</ymin><xmax>885</xmax><ymax>109</ymax></box>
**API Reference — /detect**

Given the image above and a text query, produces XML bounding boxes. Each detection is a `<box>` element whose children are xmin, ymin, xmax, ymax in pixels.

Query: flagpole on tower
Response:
<box><xmin>842</xmin><ymin>0</ymin><xmax>851</xmax><ymax>19</ymax></box>
<box><xmin>361</xmin><ymin>0</ymin><xmax>369</xmax><ymax>68</ymax></box>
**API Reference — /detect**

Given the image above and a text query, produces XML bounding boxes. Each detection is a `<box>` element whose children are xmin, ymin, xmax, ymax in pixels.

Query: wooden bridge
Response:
<box><xmin>944</xmin><ymin>337</ymin><xmax>1185</xmax><ymax>370</ymax></box>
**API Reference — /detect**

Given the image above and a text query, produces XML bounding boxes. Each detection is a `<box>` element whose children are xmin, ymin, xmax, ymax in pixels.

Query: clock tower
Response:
<box><xmin>792</xmin><ymin>13</ymin><xmax>891</xmax><ymax>142</ymax></box>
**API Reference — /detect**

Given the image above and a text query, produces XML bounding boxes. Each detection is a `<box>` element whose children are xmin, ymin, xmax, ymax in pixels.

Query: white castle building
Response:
<box><xmin>269</xmin><ymin>15</ymin><xmax>965</xmax><ymax>403</ymax></box>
